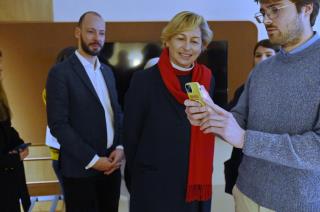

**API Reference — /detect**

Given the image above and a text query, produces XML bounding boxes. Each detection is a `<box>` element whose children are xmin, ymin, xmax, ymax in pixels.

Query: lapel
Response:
<box><xmin>70</xmin><ymin>54</ymin><xmax>101</xmax><ymax>104</ymax></box>
<box><xmin>154</xmin><ymin>67</ymin><xmax>186</xmax><ymax>121</ymax></box>
<box><xmin>100</xmin><ymin>65</ymin><xmax>116</xmax><ymax>111</ymax></box>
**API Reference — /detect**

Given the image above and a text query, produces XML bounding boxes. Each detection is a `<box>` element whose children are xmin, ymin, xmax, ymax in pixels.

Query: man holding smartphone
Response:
<box><xmin>185</xmin><ymin>0</ymin><xmax>320</xmax><ymax>211</ymax></box>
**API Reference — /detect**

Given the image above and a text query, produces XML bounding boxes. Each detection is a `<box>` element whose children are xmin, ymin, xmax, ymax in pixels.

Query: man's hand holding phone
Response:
<box><xmin>184</xmin><ymin>86</ymin><xmax>245</xmax><ymax>149</ymax></box>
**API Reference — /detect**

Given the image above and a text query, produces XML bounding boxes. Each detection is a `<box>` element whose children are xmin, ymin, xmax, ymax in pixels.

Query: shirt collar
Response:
<box><xmin>75</xmin><ymin>50</ymin><xmax>101</xmax><ymax>70</ymax></box>
<box><xmin>170</xmin><ymin>61</ymin><xmax>194</xmax><ymax>71</ymax></box>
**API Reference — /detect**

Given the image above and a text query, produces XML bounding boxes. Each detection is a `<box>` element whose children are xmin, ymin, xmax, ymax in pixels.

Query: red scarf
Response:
<box><xmin>158</xmin><ymin>48</ymin><xmax>215</xmax><ymax>202</ymax></box>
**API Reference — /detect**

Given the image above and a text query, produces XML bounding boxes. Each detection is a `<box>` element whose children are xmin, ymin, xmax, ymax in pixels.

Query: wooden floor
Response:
<box><xmin>22</xmin><ymin>200</ymin><xmax>65</xmax><ymax>212</ymax></box>
<box><xmin>23</xmin><ymin>198</ymin><xmax>130</xmax><ymax>212</ymax></box>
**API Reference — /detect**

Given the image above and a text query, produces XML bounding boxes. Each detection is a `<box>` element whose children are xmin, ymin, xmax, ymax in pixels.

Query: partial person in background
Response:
<box><xmin>0</xmin><ymin>50</ymin><xmax>31</xmax><ymax>211</ymax></box>
<box><xmin>141</xmin><ymin>43</ymin><xmax>162</xmax><ymax>69</ymax></box>
<box><xmin>46</xmin><ymin>11</ymin><xmax>123</xmax><ymax>212</ymax></box>
<box><xmin>185</xmin><ymin>0</ymin><xmax>320</xmax><ymax>211</ymax></box>
<box><xmin>143</xmin><ymin>57</ymin><xmax>159</xmax><ymax>69</ymax></box>
<box><xmin>124</xmin><ymin>11</ymin><xmax>215</xmax><ymax>212</ymax></box>
<box><xmin>42</xmin><ymin>46</ymin><xmax>76</xmax><ymax>196</ymax></box>
<box><xmin>224</xmin><ymin>39</ymin><xmax>280</xmax><ymax>195</ymax></box>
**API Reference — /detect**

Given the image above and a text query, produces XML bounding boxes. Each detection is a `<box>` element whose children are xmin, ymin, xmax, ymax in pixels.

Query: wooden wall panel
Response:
<box><xmin>0</xmin><ymin>0</ymin><xmax>53</xmax><ymax>22</ymax></box>
<box><xmin>0</xmin><ymin>23</ymin><xmax>76</xmax><ymax>145</ymax></box>
<box><xmin>106</xmin><ymin>21</ymin><xmax>257</xmax><ymax>99</ymax></box>
<box><xmin>0</xmin><ymin>21</ymin><xmax>256</xmax><ymax>145</ymax></box>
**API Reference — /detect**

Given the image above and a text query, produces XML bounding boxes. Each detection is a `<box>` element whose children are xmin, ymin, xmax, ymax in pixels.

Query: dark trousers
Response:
<box><xmin>62</xmin><ymin>170</ymin><xmax>121</xmax><ymax>212</ymax></box>
<box><xmin>200</xmin><ymin>199</ymin><xmax>211</xmax><ymax>212</ymax></box>
<box><xmin>52</xmin><ymin>159</ymin><xmax>64</xmax><ymax>195</ymax></box>
<box><xmin>2</xmin><ymin>198</ymin><xmax>20</xmax><ymax>212</ymax></box>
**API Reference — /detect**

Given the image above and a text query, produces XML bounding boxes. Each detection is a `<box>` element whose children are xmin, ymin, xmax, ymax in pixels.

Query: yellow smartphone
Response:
<box><xmin>185</xmin><ymin>82</ymin><xmax>206</xmax><ymax>106</ymax></box>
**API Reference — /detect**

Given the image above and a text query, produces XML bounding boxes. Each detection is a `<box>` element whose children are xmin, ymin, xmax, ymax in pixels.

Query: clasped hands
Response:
<box><xmin>184</xmin><ymin>88</ymin><xmax>245</xmax><ymax>149</ymax></box>
<box><xmin>93</xmin><ymin>149</ymin><xmax>124</xmax><ymax>175</ymax></box>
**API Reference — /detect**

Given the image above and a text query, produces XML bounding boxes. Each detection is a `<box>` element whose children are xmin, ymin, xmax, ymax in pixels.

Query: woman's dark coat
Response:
<box><xmin>0</xmin><ymin>120</ymin><xmax>30</xmax><ymax>211</ymax></box>
<box><xmin>124</xmin><ymin>66</ymin><xmax>214</xmax><ymax>212</ymax></box>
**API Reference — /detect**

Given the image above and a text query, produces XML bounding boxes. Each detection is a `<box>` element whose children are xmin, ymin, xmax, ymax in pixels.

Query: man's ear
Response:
<box><xmin>75</xmin><ymin>27</ymin><xmax>81</xmax><ymax>39</ymax></box>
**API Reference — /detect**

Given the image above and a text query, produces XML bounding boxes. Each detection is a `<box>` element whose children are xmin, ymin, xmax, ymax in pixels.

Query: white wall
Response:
<box><xmin>53</xmin><ymin>0</ymin><xmax>320</xmax><ymax>41</ymax></box>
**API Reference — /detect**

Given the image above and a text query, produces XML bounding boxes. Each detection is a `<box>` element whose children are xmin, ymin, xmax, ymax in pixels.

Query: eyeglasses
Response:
<box><xmin>254</xmin><ymin>4</ymin><xmax>293</xmax><ymax>23</ymax></box>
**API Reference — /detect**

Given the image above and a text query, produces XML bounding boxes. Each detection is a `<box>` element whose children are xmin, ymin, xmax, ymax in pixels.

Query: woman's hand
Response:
<box><xmin>19</xmin><ymin>148</ymin><xmax>29</xmax><ymax>160</ymax></box>
<box><xmin>9</xmin><ymin>147</ymin><xmax>29</xmax><ymax>160</ymax></box>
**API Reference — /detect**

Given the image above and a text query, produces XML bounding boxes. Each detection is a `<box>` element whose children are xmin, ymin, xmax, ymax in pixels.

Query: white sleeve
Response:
<box><xmin>85</xmin><ymin>155</ymin><xmax>99</xmax><ymax>170</ymax></box>
<box><xmin>45</xmin><ymin>126</ymin><xmax>60</xmax><ymax>149</ymax></box>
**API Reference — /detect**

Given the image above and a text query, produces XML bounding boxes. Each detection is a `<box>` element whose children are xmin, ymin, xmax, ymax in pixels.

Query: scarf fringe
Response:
<box><xmin>186</xmin><ymin>185</ymin><xmax>212</xmax><ymax>202</ymax></box>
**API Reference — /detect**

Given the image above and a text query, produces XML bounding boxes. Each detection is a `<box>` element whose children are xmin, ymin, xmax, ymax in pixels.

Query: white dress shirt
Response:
<box><xmin>75</xmin><ymin>51</ymin><xmax>116</xmax><ymax>169</ymax></box>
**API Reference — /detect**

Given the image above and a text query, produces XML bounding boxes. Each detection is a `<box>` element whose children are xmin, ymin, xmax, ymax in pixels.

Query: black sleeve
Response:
<box><xmin>123</xmin><ymin>71</ymin><xmax>149</xmax><ymax>191</ymax></box>
<box><xmin>106</xmin><ymin>66</ymin><xmax>124</xmax><ymax>147</ymax></box>
<box><xmin>0</xmin><ymin>153</ymin><xmax>21</xmax><ymax>169</ymax></box>
<box><xmin>227</xmin><ymin>84</ymin><xmax>245</xmax><ymax>111</ymax></box>
<box><xmin>224</xmin><ymin>84</ymin><xmax>245</xmax><ymax>195</ymax></box>
<box><xmin>46</xmin><ymin>65</ymin><xmax>96</xmax><ymax>167</ymax></box>
<box><xmin>224</xmin><ymin>147</ymin><xmax>243</xmax><ymax>194</ymax></box>
<box><xmin>0</xmin><ymin>121</ymin><xmax>24</xmax><ymax>169</ymax></box>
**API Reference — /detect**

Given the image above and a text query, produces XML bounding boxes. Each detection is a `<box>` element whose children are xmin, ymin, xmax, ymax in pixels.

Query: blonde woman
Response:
<box><xmin>124</xmin><ymin>11</ymin><xmax>215</xmax><ymax>212</ymax></box>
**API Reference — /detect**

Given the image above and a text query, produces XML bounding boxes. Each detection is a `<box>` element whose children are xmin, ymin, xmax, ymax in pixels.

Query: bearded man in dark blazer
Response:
<box><xmin>46</xmin><ymin>11</ymin><xmax>123</xmax><ymax>212</ymax></box>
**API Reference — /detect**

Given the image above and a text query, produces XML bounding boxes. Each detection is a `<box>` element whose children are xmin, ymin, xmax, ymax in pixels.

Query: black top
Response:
<box><xmin>0</xmin><ymin>119</ymin><xmax>30</xmax><ymax>211</ymax></box>
<box><xmin>224</xmin><ymin>84</ymin><xmax>244</xmax><ymax>194</ymax></box>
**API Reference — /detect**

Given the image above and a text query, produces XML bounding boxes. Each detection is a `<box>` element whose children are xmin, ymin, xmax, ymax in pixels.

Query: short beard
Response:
<box><xmin>80</xmin><ymin>36</ymin><xmax>101</xmax><ymax>56</ymax></box>
<box><xmin>270</xmin><ymin>15</ymin><xmax>304</xmax><ymax>47</ymax></box>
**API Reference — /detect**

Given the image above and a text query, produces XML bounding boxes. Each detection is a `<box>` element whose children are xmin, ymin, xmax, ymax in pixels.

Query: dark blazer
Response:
<box><xmin>224</xmin><ymin>84</ymin><xmax>244</xmax><ymax>194</ymax></box>
<box><xmin>0</xmin><ymin>120</ymin><xmax>30</xmax><ymax>212</ymax></box>
<box><xmin>123</xmin><ymin>66</ymin><xmax>214</xmax><ymax>212</ymax></box>
<box><xmin>46</xmin><ymin>53</ymin><xmax>123</xmax><ymax>178</ymax></box>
